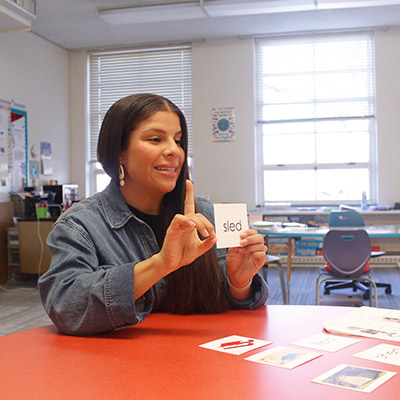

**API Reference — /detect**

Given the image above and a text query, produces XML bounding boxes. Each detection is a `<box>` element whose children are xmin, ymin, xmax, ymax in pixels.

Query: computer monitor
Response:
<box><xmin>42</xmin><ymin>184</ymin><xmax>78</xmax><ymax>206</ymax></box>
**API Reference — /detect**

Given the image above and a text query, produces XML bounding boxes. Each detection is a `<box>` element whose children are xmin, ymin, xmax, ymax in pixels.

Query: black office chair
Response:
<box><xmin>316</xmin><ymin>229</ymin><xmax>378</xmax><ymax>307</ymax></box>
<box><xmin>323</xmin><ymin>210</ymin><xmax>391</xmax><ymax>299</ymax></box>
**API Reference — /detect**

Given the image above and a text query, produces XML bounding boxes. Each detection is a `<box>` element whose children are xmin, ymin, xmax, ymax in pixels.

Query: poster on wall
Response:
<box><xmin>29</xmin><ymin>159</ymin><xmax>39</xmax><ymax>187</ymax></box>
<box><xmin>10</xmin><ymin>105</ymin><xmax>28</xmax><ymax>193</ymax></box>
<box><xmin>212</xmin><ymin>107</ymin><xmax>236</xmax><ymax>143</ymax></box>
<box><xmin>40</xmin><ymin>141</ymin><xmax>53</xmax><ymax>175</ymax></box>
<box><xmin>0</xmin><ymin>99</ymin><xmax>11</xmax><ymax>201</ymax></box>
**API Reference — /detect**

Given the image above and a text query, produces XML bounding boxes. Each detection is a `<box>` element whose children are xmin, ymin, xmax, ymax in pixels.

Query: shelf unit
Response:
<box><xmin>7</xmin><ymin>226</ymin><xmax>20</xmax><ymax>281</ymax></box>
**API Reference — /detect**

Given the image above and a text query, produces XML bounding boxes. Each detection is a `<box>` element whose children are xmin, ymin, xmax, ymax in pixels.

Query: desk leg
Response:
<box><xmin>286</xmin><ymin>238</ymin><xmax>294</xmax><ymax>304</ymax></box>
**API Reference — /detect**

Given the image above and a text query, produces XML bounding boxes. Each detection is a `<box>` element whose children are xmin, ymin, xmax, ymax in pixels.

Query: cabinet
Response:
<box><xmin>5</xmin><ymin>219</ymin><xmax>54</xmax><ymax>281</ymax></box>
<box><xmin>18</xmin><ymin>220</ymin><xmax>54</xmax><ymax>275</ymax></box>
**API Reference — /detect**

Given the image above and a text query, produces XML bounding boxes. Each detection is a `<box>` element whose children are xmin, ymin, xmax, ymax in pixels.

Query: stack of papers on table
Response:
<box><xmin>251</xmin><ymin>221</ymin><xmax>280</xmax><ymax>231</ymax></box>
<box><xmin>323</xmin><ymin>307</ymin><xmax>400</xmax><ymax>341</ymax></box>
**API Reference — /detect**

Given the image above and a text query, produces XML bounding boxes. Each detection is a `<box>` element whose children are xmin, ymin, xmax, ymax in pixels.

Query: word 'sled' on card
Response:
<box><xmin>213</xmin><ymin>203</ymin><xmax>248</xmax><ymax>248</ymax></box>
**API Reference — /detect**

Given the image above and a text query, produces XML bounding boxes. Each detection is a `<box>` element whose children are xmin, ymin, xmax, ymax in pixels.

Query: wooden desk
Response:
<box><xmin>0</xmin><ymin>306</ymin><xmax>399</xmax><ymax>399</ymax></box>
<box><xmin>255</xmin><ymin>225</ymin><xmax>400</xmax><ymax>304</ymax></box>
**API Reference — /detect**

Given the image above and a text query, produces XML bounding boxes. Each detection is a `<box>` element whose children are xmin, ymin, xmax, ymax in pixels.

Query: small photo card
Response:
<box><xmin>213</xmin><ymin>203</ymin><xmax>248</xmax><ymax>249</ymax></box>
<box><xmin>292</xmin><ymin>333</ymin><xmax>361</xmax><ymax>352</ymax></box>
<box><xmin>312</xmin><ymin>364</ymin><xmax>396</xmax><ymax>393</ymax></box>
<box><xmin>245</xmin><ymin>346</ymin><xmax>322</xmax><ymax>369</ymax></box>
<box><xmin>354</xmin><ymin>343</ymin><xmax>400</xmax><ymax>367</ymax></box>
<box><xmin>199</xmin><ymin>335</ymin><xmax>271</xmax><ymax>355</ymax></box>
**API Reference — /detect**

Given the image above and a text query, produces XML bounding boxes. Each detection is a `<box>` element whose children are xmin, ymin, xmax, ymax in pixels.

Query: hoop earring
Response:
<box><xmin>119</xmin><ymin>164</ymin><xmax>125</xmax><ymax>187</ymax></box>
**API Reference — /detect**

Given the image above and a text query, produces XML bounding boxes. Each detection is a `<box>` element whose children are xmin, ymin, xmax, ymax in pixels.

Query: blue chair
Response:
<box><xmin>329</xmin><ymin>210</ymin><xmax>386</xmax><ymax>257</ymax></box>
<box><xmin>316</xmin><ymin>229</ymin><xmax>378</xmax><ymax>307</ymax></box>
<box><xmin>329</xmin><ymin>209</ymin><xmax>365</xmax><ymax>227</ymax></box>
<box><xmin>324</xmin><ymin>210</ymin><xmax>391</xmax><ymax>298</ymax></box>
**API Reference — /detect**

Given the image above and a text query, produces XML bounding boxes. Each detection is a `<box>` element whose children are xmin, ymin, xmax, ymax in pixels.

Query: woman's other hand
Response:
<box><xmin>225</xmin><ymin>230</ymin><xmax>267</xmax><ymax>299</ymax></box>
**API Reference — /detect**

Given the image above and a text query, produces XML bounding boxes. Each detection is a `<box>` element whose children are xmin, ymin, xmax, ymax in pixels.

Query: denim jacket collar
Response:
<box><xmin>101</xmin><ymin>180</ymin><xmax>136</xmax><ymax>229</ymax></box>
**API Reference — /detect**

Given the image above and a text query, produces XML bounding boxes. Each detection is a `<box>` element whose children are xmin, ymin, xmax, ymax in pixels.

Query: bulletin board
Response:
<box><xmin>0</xmin><ymin>99</ymin><xmax>28</xmax><ymax>199</ymax></box>
<box><xmin>0</xmin><ymin>100</ymin><xmax>11</xmax><ymax>202</ymax></box>
<box><xmin>10</xmin><ymin>103</ymin><xmax>28</xmax><ymax>193</ymax></box>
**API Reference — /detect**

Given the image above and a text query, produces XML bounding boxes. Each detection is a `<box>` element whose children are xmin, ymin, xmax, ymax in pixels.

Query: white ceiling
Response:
<box><xmin>25</xmin><ymin>1</ymin><xmax>400</xmax><ymax>50</ymax></box>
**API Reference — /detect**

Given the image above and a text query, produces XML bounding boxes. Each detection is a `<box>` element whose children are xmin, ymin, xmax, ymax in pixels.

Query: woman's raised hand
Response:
<box><xmin>159</xmin><ymin>180</ymin><xmax>217</xmax><ymax>273</ymax></box>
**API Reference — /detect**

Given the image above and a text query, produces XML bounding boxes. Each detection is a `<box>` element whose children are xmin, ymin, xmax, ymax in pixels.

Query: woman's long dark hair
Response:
<box><xmin>97</xmin><ymin>94</ymin><xmax>229</xmax><ymax>314</ymax></box>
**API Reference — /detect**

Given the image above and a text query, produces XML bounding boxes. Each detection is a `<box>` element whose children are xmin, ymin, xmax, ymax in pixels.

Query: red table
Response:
<box><xmin>0</xmin><ymin>305</ymin><xmax>399</xmax><ymax>399</ymax></box>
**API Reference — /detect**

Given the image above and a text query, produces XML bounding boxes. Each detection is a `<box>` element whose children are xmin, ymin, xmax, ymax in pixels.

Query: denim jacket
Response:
<box><xmin>39</xmin><ymin>181</ymin><xmax>269</xmax><ymax>335</ymax></box>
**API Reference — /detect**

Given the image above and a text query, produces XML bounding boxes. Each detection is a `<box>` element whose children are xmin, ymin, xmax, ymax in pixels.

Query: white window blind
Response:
<box><xmin>255</xmin><ymin>32</ymin><xmax>376</xmax><ymax>204</ymax></box>
<box><xmin>89</xmin><ymin>45</ymin><xmax>193</xmax><ymax>163</ymax></box>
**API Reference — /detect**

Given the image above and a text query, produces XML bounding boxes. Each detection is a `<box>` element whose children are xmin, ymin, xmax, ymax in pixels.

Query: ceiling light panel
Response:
<box><xmin>98</xmin><ymin>2</ymin><xmax>207</xmax><ymax>25</ymax></box>
<box><xmin>203</xmin><ymin>0</ymin><xmax>316</xmax><ymax>17</ymax></box>
<box><xmin>315</xmin><ymin>0</ymin><xmax>400</xmax><ymax>9</ymax></box>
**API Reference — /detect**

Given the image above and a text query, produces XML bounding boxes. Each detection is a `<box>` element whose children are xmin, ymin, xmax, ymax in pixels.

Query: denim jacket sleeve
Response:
<box><xmin>39</xmin><ymin>213</ymin><xmax>150</xmax><ymax>336</ymax></box>
<box><xmin>39</xmin><ymin>185</ymin><xmax>157</xmax><ymax>336</ymax></box>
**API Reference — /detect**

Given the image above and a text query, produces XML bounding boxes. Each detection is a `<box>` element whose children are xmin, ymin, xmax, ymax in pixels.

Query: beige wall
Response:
<box><xmin>0</xmin><ymin>31</ymin><xmax>69</xmax><ymax>192</ymax></box>
<box><xmin>2</xmin><ymin>27</ymin><xmax>400</xmax><ymax>208</ymax></box>
<box><xmin>375</xmin><ymin>27</ymin><xmax>400</xmax><ymax>206</ymax></box>
<box><xmin>192</xmin><ymin>37</ymin><xmax>256</xmax><ymax>205</ymax></box>
<box><xmin>191</xmin><ymin>31</ymin><xmax>400</xmax><ymax>208</ymax></box>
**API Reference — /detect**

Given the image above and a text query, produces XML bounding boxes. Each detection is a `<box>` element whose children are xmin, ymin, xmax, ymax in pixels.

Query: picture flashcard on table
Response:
<box><xmin>312</xmin><ymin>364</ymin><xmax>397</xmax><ymax>393</ymax></box>
<box><xmin>199</xmin><ymin>335</ymin><xmax>271</xmax><ymax>355</ymax></box>
<box><xmin>245</xmin><ymin>346</ymin><xmax>322</xmax><ymax>369</ymax></box>
<box><xmin>291</xmin><ymin>333</ymin><xmax>361</xmax><ymax>352</ymax></box>
<box><xmin>354</xmin><ymin>343</ymin><xmax>400</xmax><ymax>367</ymax></box>
<box><xmin>213</xmin><ymin>203</ymin><xmax>248</xmax><ymax>249</ymax></box>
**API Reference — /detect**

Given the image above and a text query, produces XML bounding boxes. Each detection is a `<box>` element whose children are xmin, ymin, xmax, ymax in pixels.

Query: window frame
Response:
<box><xmin>88</xmin><ymin>44</ymin><xmax>192</xmax><ymax>195</ymax></box>
<box><xmin>255</xmin><ymin>32</ymin><xmax>377</xmax><ymax>206</ymax></box>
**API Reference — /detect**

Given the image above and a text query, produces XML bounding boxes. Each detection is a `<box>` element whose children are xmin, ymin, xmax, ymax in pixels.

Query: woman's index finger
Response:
<box><xmin>184</xmin><ymin>179</ymin><xmax>195</xmax><ymax>215</ymax></box>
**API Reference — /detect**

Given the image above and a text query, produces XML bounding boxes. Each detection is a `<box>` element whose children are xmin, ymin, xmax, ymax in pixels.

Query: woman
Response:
<box><xmin>39</xmin><ymin>94</ymin><xmax>269</xmax><ymax>335</ymax></box>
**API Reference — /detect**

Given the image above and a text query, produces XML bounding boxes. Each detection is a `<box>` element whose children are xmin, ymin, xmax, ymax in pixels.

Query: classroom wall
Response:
<box><xmin>191</xmin><ymin>29</ymin><xmax>400</xmax><ymax>208</ymax></box>
<box><xmin>2</xmin><ymin>27</ymin><xmax>400</xmax><ymax>209</ymax></box>
<box><xmin>0</xmin><ymin>31</ymin><xmax>69</xmax><ymax>192</ymax></box>
<box><xmin>69</xmin><ymin>50</ymin><xmax>89</xmax><ymax>197</ymax></box>
<box><xmin>375</xmin><ymin>27</ymin><xmax>400</xmax><ymax>207</ymax></box>
<box><xmin>68</xmin><ymin>29</ymin><xmax>400</xmax><ymax>207</ymax></box>
<box><xmin>192</xmin><ymin>37</ymin><xmax>257</xmax><ymax>205</ymax></box>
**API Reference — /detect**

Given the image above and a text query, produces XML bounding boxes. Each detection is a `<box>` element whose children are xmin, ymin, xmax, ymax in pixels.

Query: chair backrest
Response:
<box><xmin>328</xmin><ymin>210</ymin><xmax>365</xmax><ymax>227</ymax></box>
<box><xmin>323</xmin><ymin>229</ymin><xmax>371</xmax><ymax>278</ymax></box>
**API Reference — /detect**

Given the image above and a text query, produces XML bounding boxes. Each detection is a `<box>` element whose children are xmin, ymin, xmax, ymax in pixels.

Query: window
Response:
<box><xmin>255</xmin><ymin>32</ymin><xmax>376</xmax><ymax>205</ymax></box>
<box><xmin>89</xmin><ymin>45</ymin><xmax>192</xmax><ymax>194</ymax></box>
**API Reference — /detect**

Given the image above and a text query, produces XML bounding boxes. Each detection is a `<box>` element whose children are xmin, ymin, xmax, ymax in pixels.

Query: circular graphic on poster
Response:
<box><xmin>217</xmin><ymin>118</ymin><xmax>230</xmax><ymax>132</ymax></box>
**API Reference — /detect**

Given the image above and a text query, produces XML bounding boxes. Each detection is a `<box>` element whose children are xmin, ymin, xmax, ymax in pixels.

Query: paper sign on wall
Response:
<box><xmin>212</xmin><ymin>107</ymin><xmax>236</xmax><ymax>143</ymax></box>
<box><xmin>213</xmin><ymin>203</ymin><xmax>248</xmax><ymax>249</ymax></box>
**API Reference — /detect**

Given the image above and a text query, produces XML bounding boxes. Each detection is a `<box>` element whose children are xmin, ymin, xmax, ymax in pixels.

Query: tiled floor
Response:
<box><xmin>265</xmin><ymin>266</ymin><xmax>400</xmax><ymax>309</ymax></box>
<box><xmin>0</xmin><ymin>282</ymin><xmax>52</xmax><ymax>336</ymax></box>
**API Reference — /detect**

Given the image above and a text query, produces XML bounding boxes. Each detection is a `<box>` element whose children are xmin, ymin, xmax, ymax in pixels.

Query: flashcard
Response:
<box><xmin>292</xmin><ymin>333</ymin><xmax>361</xmax><ymax>352</ymax></box>
<box><xmin>354</xmin><ymin>343</ymin><xmax>400</xmax><ymax>367</ymax></box>
<box><xmin>312</xmin><ymin>364</ymin><xmax>396</xmax><ymax>393</ymax></box>
<box><xmin>245</xmin><ymin>346</ymin><xmax>322</xmax><ymax>369</ymax></box>
<box><xmin>213</xmin><ymin>203</ymin><xmax>248</xmax><ymax>249</ymax></box>
<box><xmin>199</xmin><ymin>335</ymin><xmax>271</xmax><ymax>355</ymax></box>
